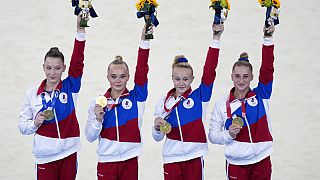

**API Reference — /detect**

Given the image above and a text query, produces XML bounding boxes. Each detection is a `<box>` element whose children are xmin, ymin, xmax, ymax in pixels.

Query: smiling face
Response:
<box><xmin>172</xmin><ymin>67</ymin><xmax>194</xmax><ymax>97</ymax></box>
<box><xmin>43</xmin><ymin>57</ymin><xmax>66</xmax><ymax>86</ymax></box>
<box><xmin>107</xmin><ymin>64</ymin><xmax>129</xmax><ymax>95</ymax></box>
<box><xmin>231</xmin><ymin>65</ymin><xmax>253</xmax><ymax>94</ymax></box>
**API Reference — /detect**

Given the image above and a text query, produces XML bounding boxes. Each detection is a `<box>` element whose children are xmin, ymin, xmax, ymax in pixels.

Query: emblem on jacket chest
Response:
<box><xmin>59</xmin><ymin>92</ymin><xmax>68</xmax><ymax>104</ymax></box>
<box><xmin>183</xmin><ymin>98</ymin><xmax>194</xmax><ymax>109</ymax></box>
<box><xmin>122</xmin><ymin>99</ymin><xmax>132</xmax><ymax>109</ymax></box>
<box><xmin>247</xmin><ymin>97</ymin><xmax>258</xmax><ymax>107</ymax></box>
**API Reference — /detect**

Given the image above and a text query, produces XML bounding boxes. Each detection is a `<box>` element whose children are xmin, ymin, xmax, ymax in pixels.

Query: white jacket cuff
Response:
<box><xmin>152</xmin><ymin>126</ymin><xmax>161</xmax><ymax>133</ymax></box>
<box><xmin>140</xmin><ymin>40</ymin><xmax>150</xmax><ymax>49</ymax></box>
<box><xmin>76</xmin><ymin>32</ymin><xmax>86</xmax><ymax>41</ymax></box>
<box><xmin>93</xmin><ymin>119</ymin><xmax>103</xmax><ymax>129</ymax></box>
<box><xmin>210</xmin><ymin>39</ymin><xmax>220</xmax><ymax>49</ymax></box>
<box><xmin>152</xmin><ymin>126</ymin><xmax>163</xmax><ymax>135</ymax></box>
<box><xmin>223</xmin><ymin>130</ymin><xmax>234</xmax><ymax>143</ymax></box>
<box><xmin>30</xmin><ymin>121</ymin><xmax>39</xmax><ymax>132</ymax></box>
<box><xmin>263</xmin><ymin>37</ymin><xmax>273</xmax><ymax>46</ymax></box>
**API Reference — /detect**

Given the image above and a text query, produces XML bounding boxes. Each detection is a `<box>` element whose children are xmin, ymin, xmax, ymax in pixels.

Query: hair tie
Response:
<box><xmin>238</xmin><ymin>57</ymin><xmax>249</xmax><ymax>62</ymax></box>
<box><xmin>177</xmin><ymin>57</ymin><xmax>188</xmax><ymax>63</ymax></box>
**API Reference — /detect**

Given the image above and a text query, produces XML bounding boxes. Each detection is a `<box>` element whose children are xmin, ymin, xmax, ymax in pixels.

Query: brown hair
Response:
<box><xmin>107</xmin><ymin>55</ymin><xmax>129</xmax><ymax>73</ymax></box>
<box><xmin>232</xmin><ymin>52</ymin><xmax>253</xmax><ymax>72</ymax></box>
<box><xmin>44</xmin><ymin>47</ymin><xmax>64</xmax><ymax>63</ymax></box>
<box><xmin>172</xmin><ymin>55</ymin><xmax>193</xmax><ymax>75</ymax></box>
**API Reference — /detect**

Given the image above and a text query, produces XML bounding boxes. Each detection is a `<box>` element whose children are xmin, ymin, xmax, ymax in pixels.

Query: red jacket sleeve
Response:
<box><xmin>201</xmin><ymin>47</ymin><xmax>220</xmax><ymax>86</ymax></box>
<box><xmin>134</xmin><ymin>47</ymin><xmax>150</xmax><ymax>86</ymax></box>
<box><xmin>68</xmin><ymin>39</ymin><xmax>85</xmax><ymax>78</ymax></box>
<box><xmin>259</xmin><ymin>45</ymin><xmax>274</xmax><ymax>85</ymax></box>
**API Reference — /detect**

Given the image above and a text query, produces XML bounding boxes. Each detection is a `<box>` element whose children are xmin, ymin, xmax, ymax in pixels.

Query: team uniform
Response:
<box><xmin>208</xmin><ymin>38</ymin><xmax>275</xmax><ymax>180</ymax></box>
<box><xmin>153</xmin><ymin>40</ymin><xmax>221</xmax><ymax>180</ymax></box>
<box><xmin>18</xmin><ymin>32</ymin><xmax>86</xmax><ymax>180</ymax></box>
<box><xmin>85</xmin><ymin>40</ymin><xmax>150</xmax><ymax>180</ymax></box>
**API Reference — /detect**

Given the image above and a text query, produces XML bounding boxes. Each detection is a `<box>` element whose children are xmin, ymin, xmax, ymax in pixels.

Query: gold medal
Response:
<box><xmin>232</xmin><ymin>117</ymin><xmax>244</xmax><ymax>127</ymax></box>
<box><xmin>96</xmin><ymin>96</ymin><xmax>108</xmax><ymax>107</ymax></box>
<box><xmin>160</xmin><ymin>122</ymin><xmax>172</xmax><ymax>134</ymax></box>
<box><xmin>43</xmin><ymin>109</ymin><xmax>54</xmax><ymax>121</ymax></box>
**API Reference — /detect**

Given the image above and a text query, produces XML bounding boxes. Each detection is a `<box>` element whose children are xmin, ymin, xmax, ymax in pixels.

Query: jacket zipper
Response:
<box><xmin>53</xmin><ymin>109</ymin><xmax>62</xmax><ymax>151</ymax></box>
<box><xmin>175</xmin><ymin>107</ymin><xmax>186</xmax><ymax>156</ymax></box>
<box><xmin>243</xmin><ymin>113</ymin><xmax>258</xmax><ymax>159</ymax></box>
<box><xmin>47</xmin><ymin>91</ymin><xmax>62</xmax><ymax>152</ymax></box>
<box><xmin>115</xmin><ymin>106</ymin><xmax>122</xmax><ymax>158</ymax></box>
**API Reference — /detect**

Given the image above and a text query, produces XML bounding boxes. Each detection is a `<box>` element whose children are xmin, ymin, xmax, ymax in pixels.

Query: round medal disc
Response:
<box><xmin>43</xmin><ymin>109</ymin><xmax>54</xmax><ymax>121</ymax></box>
<box><xmin>96</xmin><ymin>96</ymin><xmax>107</xmax><ymax>108</ymax></box>
<box><xmin>232</xmin><ymin>117</ymin><xmax>244</xmax><ymax>127</ymax></box>
<box><xmin>160</xmin><ymin>122</ymin><xmax>172</xmax><ymax>134</ymax></box>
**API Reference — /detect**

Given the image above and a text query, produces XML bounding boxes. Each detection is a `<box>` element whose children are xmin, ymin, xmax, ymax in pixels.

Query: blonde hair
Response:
<box><xmin>107</xmin><ymin>55</ymin><xmax>129</xmax><ymax>72</ymax></box>
<box><xmin>172</xmin><ymin>55</ymin><xmax>193</xmax><ymax>75</ymax></box>
<box><xmin>232</xmin><ymin>52</ymin><xmax>253</xmax><ymax>72</ymax></box>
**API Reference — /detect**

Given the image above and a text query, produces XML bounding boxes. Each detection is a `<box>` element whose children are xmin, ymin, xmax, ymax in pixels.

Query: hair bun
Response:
<box><xmin>114</xmin><ymin>55</ymin><xmax>123</xmax><ymax>61</ymax></box>
<box><xmin>173</xmin><ymin>55</ymin><xmax>185</xmax><ymax>65</ymax></box>
<box><xmin>239</xmin><ymin>52</ymin><xmax>249</xmax><ymax>59</ymax></box>
<box><xmin>49</xmin><ymin>47</ymin><xmax>59</xmax><ymax>52</ymax></box>
<box><xmin>238</xmin><ymin>52</ymin><xmax>249</xmax><ymax>62</ymax></box>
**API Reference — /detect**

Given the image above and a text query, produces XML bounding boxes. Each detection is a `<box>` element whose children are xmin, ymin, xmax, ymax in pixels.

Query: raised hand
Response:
<box><xmin>212</xmin><ymin>24</ymin><xmax>224</xmax><ymax>40</ymax></box>
<box><xmin>263</xmin><ymin>24</ymin><xmax>275</xmax><ymax>38</ymax></box>
<box><xmin>77</xmin><ymin>14</ymin><xmax>88</xmax><ymax>33</ymax></box>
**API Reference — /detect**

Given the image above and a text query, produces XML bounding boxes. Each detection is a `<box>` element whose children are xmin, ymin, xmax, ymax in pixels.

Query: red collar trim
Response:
<box><xmin>228</xmin><ymin>87</ymin><xmax>256</xmax><ymax>102</ymax></box>
<box><xmin>164</xmin><ymin>87</ymin><xmax>192</xmax><ymax>112</ymax></box>
<box><xmin>226</xmin><ymin>88</ymin><xmax>256</xmax><ymax>118</ymax></box>
<box><xmin>104</xmin><ymin>88</ymin><xmax>129</xmax><ymax>99</ymax></box>
<box><xmin>166</xmin><ymin>87</ymin><xmax>192</xmax><ymax>100</ymax></box>
<box><xmin>37</xmin><ymin>79</ymin><xmax>62</xmax><ymax>95</ymax></box>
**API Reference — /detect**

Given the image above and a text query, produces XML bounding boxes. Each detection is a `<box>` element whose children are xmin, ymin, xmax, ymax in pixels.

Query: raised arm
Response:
<box><xmin>259</xmin><ymin>25</ymin><xmax>275</xmax><ymax>85</ymax></box>
<box><xmin>255</xmin><ymin>25</ymin><xmax>275</xmax><ymax>99</ymax></box>
<box><xmin>197</xmin><ymin>24</ymin><xmax>223</xmax><ymax>102</ymax></box>
<box><xmin>67</xmin><ymin>15</ymin><xmax>87</xmax><ymax>92</ymax></box>
<box><xmin>201</xmin><ymin>24</ymin><xmax>223</xmax><ymax>86</ymax></box>
<box><xmin>134</xmin><ymin>25</ymin><xmax>150</xmax><ymax>86</ymax></box>
<box><xmin>133</xmin><ymin>25</ymin><xmax>151</xmax><ymax>102</ymax></box>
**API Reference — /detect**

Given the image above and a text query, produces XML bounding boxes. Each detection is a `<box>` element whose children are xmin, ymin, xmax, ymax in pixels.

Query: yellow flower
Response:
<box><xmin>272</xmin><ymin>0</ymin><xmax>280</xmax><ymax>8</ymax></box>
<box><xmin>258</xmin><ymin>0</ymin><xmax>280</xmax><ymax>8</ymax></box>
<box><xmin>136</xmin><ymin>0</ymin><xmax>146</xmax><ymax>11</ymax></box>
<box><xmin>148</xmin><ymin>0</ymin><xmax>159</xmax><ymax>7</ymax></box>
<box><xmin>258</xmin><ymin>0</ymin><xmax>271</xmax><ymax>7</ymax></box>
<box><xmin>221</xmin><ymin>0</ymin><xmax>230</xmax><ymax>10</ymax></box>
<box><xmin>136</xmin><ymin>0</ymin><xmax>159</xmax><ymax>11</ymax></box>
<box><xmin>210</xmin><ymin>0</ymin><xmax>230</xmax><ymax>10</ymax></box>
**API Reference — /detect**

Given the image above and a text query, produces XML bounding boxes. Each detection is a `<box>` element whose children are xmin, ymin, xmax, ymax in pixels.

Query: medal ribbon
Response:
<box><xmin>106</xmin><ymin>99</ymin><xmax>121</xmax><ymax>110</ymax></box>
<box><xmin>41</xmin><ymin>90</ymin><xmax>60</xmax><ymax>111</ymax></box>
<box><xmin>105</xmin><ymin>92</ymin><xmax>130</xmax><ymax>110</ymax></box>
<box><xmin>164</xmin><ymin>96</ymin><xmax>183</xmax><ymax>113</ymax></box>
<box><xmin>163</xmin><ymin>88</ymin><xmax>192</xmax><ymax>113</ymax></box>
<box><xmin>226</xmin><ymin>97</ymin><xmax>246</xmax><ymax>119</ymax></box>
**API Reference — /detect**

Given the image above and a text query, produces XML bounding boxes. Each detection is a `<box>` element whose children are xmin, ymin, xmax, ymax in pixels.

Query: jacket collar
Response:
<box><xmin>104</xmin><ymin>88</ymin><xmax>129</xmax><ymax>100</ymax></box>
<box><xmin>164</xmin><ymin>87</ymin><xmax>192</xmax><ymax>112</ymax></box>
<box><xmin>37</xmin><ymin>79</ymin><xmax>62</xmax><ymax>95</ymax></box>
<box><xmin>166</xmin><ymin>87</ymin><xmax>192</xmax><ymax>100</ymax></box>
<box><xmin>228</xmin><ymin>87</ymin><xmax>256</xmax><ymax>103</ymax></box>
